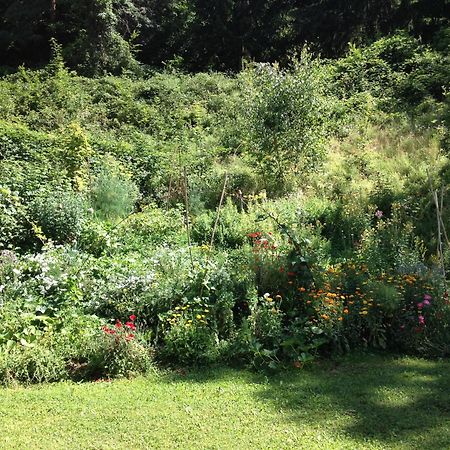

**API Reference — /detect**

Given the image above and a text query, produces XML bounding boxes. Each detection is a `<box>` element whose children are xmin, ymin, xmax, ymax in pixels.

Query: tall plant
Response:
<box><xmin>240</xmin><ymin>52</ymin><xmax>329</xmax><ymax>192</ymax></box>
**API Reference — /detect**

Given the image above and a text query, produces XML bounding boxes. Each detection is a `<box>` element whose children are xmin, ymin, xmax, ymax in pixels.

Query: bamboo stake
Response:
<box><xmin>183</xmin><ymin>167</ymin><xmax>194</xmax><ymax>269</ymax></box>
<box><xmin>209</xmin><ymin>172</ymin><xmax>229</xmax><ymax>249</ymax></box>
<box><xmin>428</xmin><ymin>172</ymin><xmax>447</xmax><ymax>286</ymax></box>
<box><xmin>439</xmin><ymin>186</ymin><xmax>450</xmax><ymax>246</ymax></box>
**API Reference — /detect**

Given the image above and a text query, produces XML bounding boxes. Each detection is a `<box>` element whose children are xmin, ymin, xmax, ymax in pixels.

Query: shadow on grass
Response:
<box><xmin>160</xmin><ymin>353</ymin><xmax>450</xmax><ymax>448</ymax></box>
<box><xmin>162</xmin><ymin>353</ymin><xmax>450</xmax><ymax>448</ymax></box>
<box><xmin>253</xmin><ymin>353</ymin><xmax>450</xmax><ymax>449</ymax></box>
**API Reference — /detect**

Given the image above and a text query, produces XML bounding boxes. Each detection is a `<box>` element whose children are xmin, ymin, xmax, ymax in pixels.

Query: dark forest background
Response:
<box><xmin>1</xmin><ymin>0</ymin><xmax>449</xmax><ymax>74</ymax></box>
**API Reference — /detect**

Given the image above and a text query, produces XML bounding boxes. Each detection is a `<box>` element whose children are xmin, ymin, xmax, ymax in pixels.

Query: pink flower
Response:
<box><xmin>423</xmin><ymin>299</ymin><xmax>431</xmax><ymax>306</ymax></box>
<box><xmin>375</xmin><ymin>210</ymin><xmax>383</xmax><ymax>219</ymax></box>
<box><xmin>418</xmin><ymin>315</ymin><xmax>425</xmax><ymax>325</ymax></box>
<box><xmin>129</xmin><ymin>314</ymin><xmax>136</xmax><ymax>321</ymax></box>
<box><xmin>417</xmin><ymin>302</ymin><xmax>424</xmax><ymax>309</ymax></box>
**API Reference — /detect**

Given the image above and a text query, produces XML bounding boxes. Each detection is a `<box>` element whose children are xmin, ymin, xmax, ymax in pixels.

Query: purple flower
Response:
<box><xmin>375</xmin><ymin>210</ymin><xmax>383</xmax><ymax>219</ymax></box>
<box><xmin>417</xmin><ymin>302</ymin><xmax>424</xmax><ymax>309</ymax></box>
<box><xmin>418</xmin><ymin>315</ymin><xmax>425</xmax><ymax>325</ymax></box>
<box><xmin>423</xmin><ymin>299</ymin><xmax>431</xmax><ymax>306</ymax></box>
<box><xmin>423</xmin><ymin>294</ymin><xmax>432</xmax><ymax>302</ymax></box>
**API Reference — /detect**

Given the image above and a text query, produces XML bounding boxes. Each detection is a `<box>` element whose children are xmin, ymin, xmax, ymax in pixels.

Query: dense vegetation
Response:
<box><xmin>0</xmin><ymin>1</ymin><xmax>449</xmax><ymax>384</ymax></box>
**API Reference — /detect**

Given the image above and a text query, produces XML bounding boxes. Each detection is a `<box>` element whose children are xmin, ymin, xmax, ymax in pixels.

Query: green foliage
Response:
<box><xmin>0</xmin><ymin>345</ymin><xmax>68</xmax><ymax>385</ymax></box>
<box><xmin>0</xmin><ymin>187</ymin><xmax>30</xmax><ymax>250</ymax></box>
<box><xmin>60</xmin><ymin>123</ymin><xmax>92</xmax><ymax>191</ymax></box>
<box><xmin>192</xmin><ymin>199</ymin><xmax>255</xmax><ymax>248</ymax></box>
<box><xmin>160</xmin><ymin>303</ymin><xmax>220</xmax><ymax>366</ymax></box>
<box><xmin>85</xmin><ymin>321</ymin><xmax>153</xmax><ymax>379</ymax></box>
<box><xmin>241</xmin><ymin>54</ymin><xmax>328</xmax><ymax>192</ymax></box>
<box><xmin>333</xmin><ymin>32</ymin><xmax>450</xmax><ymax>116</ymax></box>
<box><xmin>357</xmin><ymin>205</ymin><xmax>426</xmax><ymax>274</ymax></box>
<box><xmin>62</xmin><ymin>0</ymin><xmax>144</xmax><ymax>76</ymax></box>
<box><xmin>28</xmin><ymin>189</ymin><xmax>88</xmax><ymax>244</ymax></box>
<box><xmin>118</xmin><ymin>204</ymin><xmax>185</xmax><ymax>249</ymax></box>
<box><xmin>90</xmin><ymin>155</ymin><xmax>139</xmax><ymax>220</ymax></box>
<box><xmin>0</xmin><ymin>41</ymin><xmax>449</xmax><ymax>375</ymax></box>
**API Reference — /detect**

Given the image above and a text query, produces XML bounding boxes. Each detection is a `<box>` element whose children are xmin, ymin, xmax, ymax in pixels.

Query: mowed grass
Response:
<box><xmin>0</xmin><ymin>354</ymin><xmax>449</xmax><ymax>450</ymax></box>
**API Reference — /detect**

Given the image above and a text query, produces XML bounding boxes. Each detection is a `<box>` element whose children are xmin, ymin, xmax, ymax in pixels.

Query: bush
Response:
<box><xmin>84</xmin><ymin>316</ymin><xmax>153</xmax><ymax>379</ymax></box>
<box><xmin>28</xmin><ymin>189</ymin><xmax>88</xmax><ymax>244</ymax></box>
<box><xmin>192</xmin><ymin>199</ymin><xmax>255</xmax><ymax>248</ymax></box>
<box><xmin>117</xmin><ymin>204</ymin><xmax>185</xmax><ymax>249</ymax></box>
<box><xmin>90</xmin><ymin>156</ymin><xmax>139</xmax><ymax>220</ymax></box>
<box><xmin>357</xmin><ymin>205</ymin><xmax>426</xmax><ymax>274</ymax></box>
<box><xmin>0</xmin><ymin>187</ymin><xmax>30</xmax><ymax>250</ymax></box>
<box><xmin>0</xmin><ymin>345</ymin><xmax>67</xmax><ymax>385</ymax></box>
<box><xmin>160</xmin><ymin>302</ymin><xmax>220</xmax><ymax>366</ymax></box>
<box><xmin>240</xmin><ymin>52</ymin><xmax>329</xmax><ymax>194</ymax></box>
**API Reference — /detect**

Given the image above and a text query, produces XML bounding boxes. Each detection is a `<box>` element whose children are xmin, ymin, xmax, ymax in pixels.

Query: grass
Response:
<box><xmin>0</xmin><ymin>353</ymin><xmax>449</xmax><ymax>449</ymax></box>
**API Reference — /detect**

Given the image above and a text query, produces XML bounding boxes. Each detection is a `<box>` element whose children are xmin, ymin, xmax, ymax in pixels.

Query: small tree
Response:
<box><xmin>240</xmin><ymin>52</ymin><xmax>329</xmax><ymax>193</ymax></box>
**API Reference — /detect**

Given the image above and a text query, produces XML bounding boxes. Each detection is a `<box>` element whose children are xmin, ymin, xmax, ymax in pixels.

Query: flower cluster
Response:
<box><xmin>102</xmin><ymin>314</ymin><xmax>137</xmax><ymax>341</ymax></box>
<box><xmin>248</xmin><ymin>231</ymin><xmax>277</xmax><ymax>251</ymax></box>
<box><xmin>165</xmin><ymin>301</ymin><xmax>211</xmax><ymax>328</ymax></box>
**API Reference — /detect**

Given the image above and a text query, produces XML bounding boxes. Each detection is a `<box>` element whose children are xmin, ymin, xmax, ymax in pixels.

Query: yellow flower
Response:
<box><xmin>196</xmin><ymin>314</ymin><xmax>202</xmax><ymax>320</ymax></box>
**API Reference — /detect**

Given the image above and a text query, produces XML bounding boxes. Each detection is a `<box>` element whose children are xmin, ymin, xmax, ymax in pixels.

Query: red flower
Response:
<box><xmin>115</xmin><ymin>320</ymin><xmax>123</xmax><ymax>328</ymax></box>
<box><xmin>287</xmin><ymin>271</ymin><xmax>296</xmax><ymax>277</ymax></box>
<box><xmin>129</xmin><ymin>314</ymin><xmax>136</xmax><ymax>321</ymax></box>
<box><xmin>126</xmin><ymin>333</ymin><xmax>135</xmax><ymax>341</ymax></box>
<box><xmin>102</xmin><ymin>326</ymin><xmax>115</xmax><ymax>335</ymax></box>
<box><xmin>125</xmin><ymin>321</ymin><xmax>136</xmax><ymax>330</ymax></box>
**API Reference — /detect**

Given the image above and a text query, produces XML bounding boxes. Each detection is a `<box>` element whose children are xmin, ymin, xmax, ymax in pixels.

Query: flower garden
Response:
<box><xmin>0</xmin><ymin>29</ymin><xmax>449</xmax><ymax>448</ymax></box>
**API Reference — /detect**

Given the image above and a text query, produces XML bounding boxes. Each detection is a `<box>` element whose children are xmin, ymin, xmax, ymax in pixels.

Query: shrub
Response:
<box><xmin>0</xmin><ymin>345</ymin><xmax>67</xmax><ymax>385</ymax></box>
<box><xmin>160</xmin><ymin>302</ymin><xmax>220</xmax><ymax>366</ymax></box>
<box><xmin>192</xmin><ymin>199</ymin><xmax>255</xmax><ymax>248</ymax></box>
<box><xmin>85</xmin><ymin>316</ymin><xmax>153</xmax><ymax>379</ymax></box>
<box><xmin>240</xmin><ymin>52</ymin><xmax>329</xmax><ymax>194</ymax></box>
<box><xmin>28</xmin><ymin>189</ymin><xmax>88</xmax><ymax>244</ymax></box>
<box><xmin>0</xmin><ymin>187</ymin><xmax>30</xmax><ymax>250</ymax></box>
<box><xmin>90</xmin><ymin>155</ymin><xmax>139</xmax><ymax>220</ymax></box>
<box><xmin>357</xmin><ymin>205</ymin><xmax>426</xmax><ymax>274</ymax></box>
<box><xmin>117</xmin><ymin>204</ymin><xmax>185</xmax><ymax>249</ymax></box>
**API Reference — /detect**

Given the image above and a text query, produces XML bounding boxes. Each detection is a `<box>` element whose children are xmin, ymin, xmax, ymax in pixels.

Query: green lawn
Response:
<box><xmin>1</xmin><ymin>354</ymin><xmax>449</xmax><ymax>449</ymax></box>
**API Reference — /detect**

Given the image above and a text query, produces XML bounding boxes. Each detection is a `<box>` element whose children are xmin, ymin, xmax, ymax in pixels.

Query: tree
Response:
<box><xmin>58</xmin><ymin>0</ymin><xmax>150</xmax><ymax>75</ymax></box>
<box><xmin>241</xmin><ymin>53</ymin><xmax>329</xmax><ymax>193</ymax></box>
